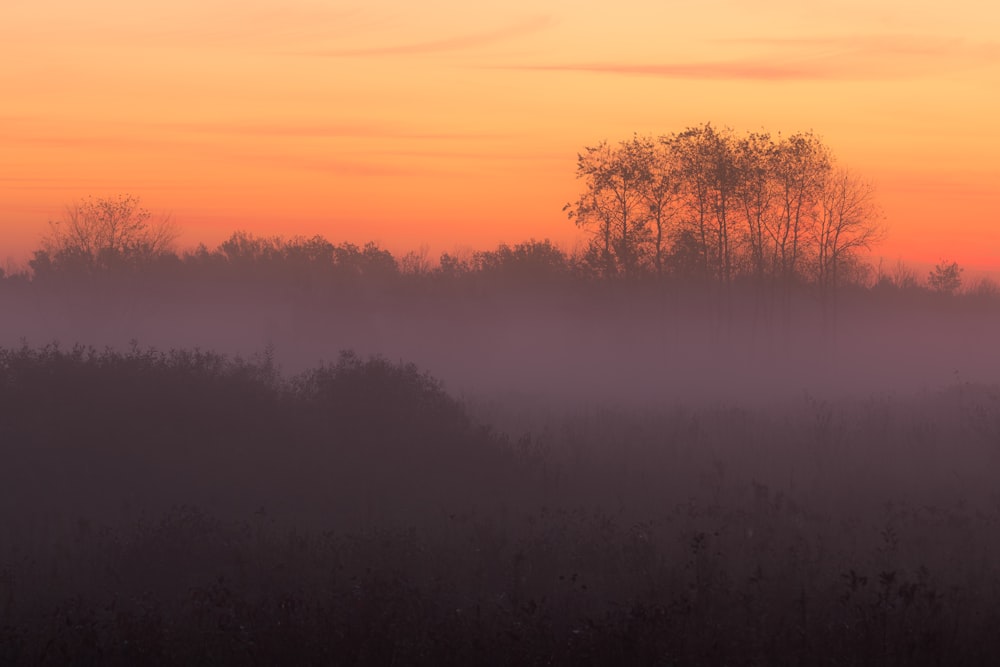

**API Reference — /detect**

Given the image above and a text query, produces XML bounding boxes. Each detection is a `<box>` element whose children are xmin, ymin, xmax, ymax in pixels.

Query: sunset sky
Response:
<box><xmin>2</xmin><ymin>0</ymin><xmax>999</xmax><ymax>273</ymax></box>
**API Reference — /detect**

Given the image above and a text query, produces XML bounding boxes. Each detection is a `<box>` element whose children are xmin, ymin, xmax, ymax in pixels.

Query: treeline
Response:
<box><xmin>7</xmin><ymin>226</ymin><xmax>994</xmax><ymax>304</ymax></box>
<box><xmin>3</xmin><ymin>195</ymin><xmax>574</xmax><ymax>290</ymax></box>
<box><xmin>14</xmin><ymin>230</ymin><xmax>578</xmax><ymax>297</ymax></box>
<box><xmin>1</xmin><ymin>118</ymin><xmax>996</xmax><ymax>302</ymax></box>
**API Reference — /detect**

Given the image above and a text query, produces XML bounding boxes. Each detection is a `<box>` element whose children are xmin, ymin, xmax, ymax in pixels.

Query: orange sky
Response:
<box><xmin>2</xmin><ymin>0</ymin><xmax>999</xmax><ymax>273</ymax></box>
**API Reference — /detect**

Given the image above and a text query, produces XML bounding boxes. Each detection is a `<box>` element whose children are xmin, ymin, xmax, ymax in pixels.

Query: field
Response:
<box><xmin>2</xmin><ymin>331</ymin><xmax>1000</xmax><ymax>664</ymax></box>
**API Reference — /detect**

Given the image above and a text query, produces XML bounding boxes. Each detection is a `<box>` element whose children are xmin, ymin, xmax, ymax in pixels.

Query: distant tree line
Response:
<box><xmin>3</xmin><ymin>129</ymin><xmax>994</xmax><ymax>301</ymax></box>
<box><xmin>19</xmin><ymin>199</ymin><xmax>579</xmax><ymax>294</ymax></box>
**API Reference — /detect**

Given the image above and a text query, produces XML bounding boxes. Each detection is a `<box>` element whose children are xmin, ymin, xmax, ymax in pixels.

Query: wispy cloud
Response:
<box><xmin>298</xmin><ymin>15</ymin><xmax>554</xmax><ymax>57</ymax></box>
<box><xmin>509</xmin><ymin>34</ymin><xmax>1000</xmax><ymax>81</ymax></box>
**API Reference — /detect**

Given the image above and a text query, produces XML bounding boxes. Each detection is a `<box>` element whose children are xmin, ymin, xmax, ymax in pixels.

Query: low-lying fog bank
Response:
<box><xmin>3</xmin><ymin>285</ymin><xmax>999</xmax><ymax>407</ymax></box>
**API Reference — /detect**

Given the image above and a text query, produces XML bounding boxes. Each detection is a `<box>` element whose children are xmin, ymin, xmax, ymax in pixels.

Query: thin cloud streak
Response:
<box><xmin>298</xmin><ymin>15</ymin><xmax>554</xmax><ymax>57</ymax></box>
<box><xmin>510</xmin><ymin>34</ymin><xmax>1000</xmax><ymax>81</ymax></box>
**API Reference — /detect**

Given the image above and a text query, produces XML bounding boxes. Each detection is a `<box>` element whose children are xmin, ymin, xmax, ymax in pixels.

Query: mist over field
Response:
<box><xmin>3</xmin><ymin>276</ymin><xmax>999</xmax><ymax>407</ymax></box>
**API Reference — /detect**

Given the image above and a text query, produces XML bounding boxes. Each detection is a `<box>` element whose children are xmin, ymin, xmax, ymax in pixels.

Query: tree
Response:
<box><xmin>877</xmin><ymin>258</ymin><xmax>918</xmax><ymax>290</ymax></box>
<box><xmin>567</xmin><ymin>124</ymin><xmax>882</xmax><ymax>292</ymax></box>
<box><xmin>733</xmin><ymin>131</ymin><xmax>777</xmax><ymax>282</ymax></box>
<box><xmin>928</xmin><ymin>261</ymin><xmax>963</xmax><ymax>295</ymax></box>
<box><xmin>35</xmin><ymin>194</ymin><xmax>178</xmax><ymax>273</ymax></box>
<box><xmin>673</xmin><ymin>124</ymin><xmax>726</xmax><ymax>284</ymax></box>
<box><xmin>565</xmin><ymin>137</ymin><xmax>652</xmax><ymax>278</ymax></box>
<box><xmin>765</xmin><ymin>132</ymin><xmax>831</xmax><ymax>285</ymax></box>
<box><xmin>641</xmin><ymin>135</ymin><xmax>683</xmax><ymax>278</ymax></box>
<box><xmin>815</xmin><ymin>168</ymin><xmax>884</xmax><ymax>296</ymax></box>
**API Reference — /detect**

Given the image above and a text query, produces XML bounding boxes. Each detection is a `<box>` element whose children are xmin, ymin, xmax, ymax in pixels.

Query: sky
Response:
<box><xmin>2</xmin><ymin>0</ymin><xmax>999</xmax><ymax>273</ymax></box>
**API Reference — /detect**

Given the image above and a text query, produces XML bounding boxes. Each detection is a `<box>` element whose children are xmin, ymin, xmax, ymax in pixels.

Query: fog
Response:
<box><xmin>3</xmin><ymin>281</ymin><xmax>999</xmax><ymax>409</ymax></box>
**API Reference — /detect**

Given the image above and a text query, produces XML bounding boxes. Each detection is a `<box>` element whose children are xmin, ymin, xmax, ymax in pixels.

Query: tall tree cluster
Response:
<box><xmin>565</xmin><ymin>123</ymin><xmax>884</xmax><ymax>290</ymax></box>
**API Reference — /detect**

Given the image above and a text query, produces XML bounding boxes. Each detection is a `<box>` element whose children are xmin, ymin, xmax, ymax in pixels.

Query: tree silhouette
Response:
<box><xmin>639</xmin><ymin>135</ymin><xmax>683</xmax><ymax>278</ymax></box>
<box><xmin>765</xmin><ymin>132</ymin><xmax>831</xmax><ymax>287</ymax></box>
<box><xmin>31</xmin><ymin>194</ymin><xmax>178</xmax><ymax>275</ymax></box>
<box><xmin>565</xmin><ymin>137</ymin><xmax>652</xmax><ymax>279</ymax></box>
<box><xmin>733</xmin><ymin>131</ymin><xmax>777</xmax><ymax>283</ymax></box>
<box><xmin>565</xmin><ymin>124</ymin><xmax>881</xmax><ymax>294</ymax></box>
<box><xmin>815</xmin><ymin>169</ymin><xmax>884</xmax><ymax>301</ymax></box>
<box><xmin>928</xmin><ymin>261</ymin><xmax>963</xmax><ymax>295</ymax></box>
<box><xmin>674</xmin><ymin>123</ymin><xmax>740</xmax><ymax>286</ymax></box>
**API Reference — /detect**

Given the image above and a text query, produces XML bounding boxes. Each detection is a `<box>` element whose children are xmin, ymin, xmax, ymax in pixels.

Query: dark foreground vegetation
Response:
<box><xmin>3</xmin><ymin>345</ymin><xmax>1000</xmax><ymax>665</ymax></box>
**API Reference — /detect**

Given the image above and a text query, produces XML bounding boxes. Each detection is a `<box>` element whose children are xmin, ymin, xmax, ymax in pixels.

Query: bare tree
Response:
<box><xmin>890</xmin><ymin>259</ymin><xmax>919</xmax><ymax>289</ymax></box>
<box><xmin>765</xmin><ymin>132</ymin><xmax>830</xmax><ymax>286</ymax></box>
<box><xmin>815</xmin><ymin>168</ymin><xmax>884</xmax><ymax>295</ymax></box>
<box><xmin>733</xmin><ymin>131</ymin><xmax>776</xmax><ymax>283</ymax></box>
<box><xmin>41</xmin><ymin>194</ymin><xmax>178</xmax><ymax>270</ymax></box>
<box><xmin>811</xmin><ymin>168</ymin><xmax>884</xmax><ymax>325</ymax></box>
<box><xmin>627</xmin><ymin>134</ymin><xmax>684</xmax><ymax>278</ymax></box>
<box><xmin>565</xmin><ymin>138</ymin><xmax>652</xmax><ymax>279</ymax></box>
<box><xmin>673</xmin><ymin>124</ymin><xmax>735</xmax><ymax>284</ymax></box>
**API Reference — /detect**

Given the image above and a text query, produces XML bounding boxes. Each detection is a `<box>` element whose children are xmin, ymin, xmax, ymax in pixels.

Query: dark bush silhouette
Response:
<box><xmin>0</xmin><ymin>344</ymin><xmax>512</xmax><ymax>527</ymax></box>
